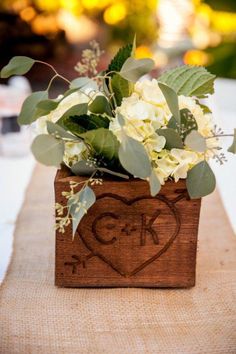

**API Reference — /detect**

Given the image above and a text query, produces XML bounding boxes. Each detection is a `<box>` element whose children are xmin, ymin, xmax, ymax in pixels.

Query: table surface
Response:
<box><xmin>0</xmin><ymin>78</ymin><xmax>236</xmax><ymax>285</ymax></box>
<box><xmin>0</xmin><ymin>164</ymin><xmax>235</xmax><ymax>353</ymax></box>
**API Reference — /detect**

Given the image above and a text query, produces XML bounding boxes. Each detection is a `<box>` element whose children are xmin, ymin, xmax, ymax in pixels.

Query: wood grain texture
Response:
<box><xmin>55</xmin><ymin>166</ymin><xmax>201</xmax><ymax>288</ymax></box>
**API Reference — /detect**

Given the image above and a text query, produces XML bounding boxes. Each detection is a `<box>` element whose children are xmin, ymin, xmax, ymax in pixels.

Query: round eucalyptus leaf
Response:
<box><xmin>1</xmin><ymin>56</ymin><xmax>35</xmax><ymax>78</ymax></box>
<box><xmin>118</xmin><ymin>134</ymin><xmax>151</xmax><ymax>179</ymax></box>
<box><xmin>185</xmin><ymin>130</ymin><xmax>207</xmax><ymax>152</ymax></box>
<box><xmin>17</xmin><ymin>91</ymin><xmax>48</xmax><ymax>125</ymax></box>
<box><xmin>186</xmin><ymin>160</ymin><xmax>216</xmax><ymax>199</ymax></box>
<box><xmin>31</xmin><ymin>134</ymin><xmax>64</xmax><ymax>167</ymax></box>
<box><xmin>119</xmin><ymin>57</ymin><xmax>155</xmax><ymax>82</ymax></box>
<box><xmin>149</xmin><ymin>170</ymin><xmax>161</xmax><ymax>197</ymax></box>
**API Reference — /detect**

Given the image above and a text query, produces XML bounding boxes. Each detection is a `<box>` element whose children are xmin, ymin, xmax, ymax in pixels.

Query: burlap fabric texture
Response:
<box><xmin>0</xmin><ymin>165</ymin><xmax>235</xmax><ymax>354</ymax></box>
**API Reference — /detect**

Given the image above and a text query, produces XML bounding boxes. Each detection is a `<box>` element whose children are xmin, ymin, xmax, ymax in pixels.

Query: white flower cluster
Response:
<box><xmin>109</xmin><ymin>79</ymin><xmax>215</xmax><ymax>184</ymax></box>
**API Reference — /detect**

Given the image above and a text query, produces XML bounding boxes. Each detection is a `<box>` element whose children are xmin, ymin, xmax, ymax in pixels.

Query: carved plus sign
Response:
<box><xmin>122</xmin><ymin>223</ymin><xmax>137</xmax><ymax>236</ymax></box>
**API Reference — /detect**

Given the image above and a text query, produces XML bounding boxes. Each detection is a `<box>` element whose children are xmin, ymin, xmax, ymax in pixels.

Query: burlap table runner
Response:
<box><xmin>0</xmin><ymin>165</ymin><xmax>235</xmax><ymax>354</ymax></box>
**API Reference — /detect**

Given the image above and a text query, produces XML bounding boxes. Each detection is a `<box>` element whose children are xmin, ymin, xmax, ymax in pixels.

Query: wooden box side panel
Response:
<box><xmin>55</xmin><ymin>169</ymin><xmax>201</xmax><ymax>288</ymax></box>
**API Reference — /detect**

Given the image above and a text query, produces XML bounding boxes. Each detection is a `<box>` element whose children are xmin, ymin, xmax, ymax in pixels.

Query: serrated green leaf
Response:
<box><xmin>108</xmin><ymin>43</ymin><xmax>133</xmax><ymax>73</ymax></box>
<box><xmin>111</xmin><ymin>74</ymin><xmax>131</xmax><ymax>106</ymax></box>
<box><xmin>119</xmin><ymin>57</ymin><xmax>155</xmax><ymax>82</ymax></box>
<box><xmin>46</xmin><ymin>121</ymin><xmax>77</xmax><ymax>140</ymax></box>
<box><xmin>168</xmin><ymin>108</ymin><xmax>198</xmax><ymax>140</ymax></box>
<box><xmin>159</xmin><ymin>65</ymin><xmax>215</xmax><ymax>97</ymax></box>
<box><xmin>158</xmin><ymin>82</ymin><xmax>180</xmax><ymax>123</ymax></box>
<box><xmin>68</xmin><ymin>186</ymin><xmax>96</xmax><ymax>237</ymax></box>
<box><xmin>1</xmin><ymin>56</ymin><xmax>35</xmax><ymax>78</ymax></box>
<box><xmin>56</xmin><ymin>103</ymin><xmax>88</xmax><ymax>133</ymax></box>
<box><xmin>18</xmin><ymin>91</ymin><xmax>48</xmax><ymax>125</ymax></box>
<box><xmin>31</xmin><ymin>134</ymin><xmax>64</xmax><ymax>167</ymax></box>
<box><xmin>59</xmin><ymin>114</ymin><xmax>109</xmax><ymax>136</ymax></box>
<box><xmin>156</xmin><ymin>128</ymin><xmax>183</xmax><ymax>149</ymax></box>
<box><xmin>118</xmin><ymin>133</ymin><xmax>151</xmax><ymax>178</ymax></box>
<box><xmin>149</xmin><ymin>170</ymin><xmax>161</xmax><ymax>197</ymax></box>
<box><xmin>185</xmin><ymin>130</ymin><xmax>207</xmax><ymax>152</ymax></box>
<box><xmin>80</xmin><ymin>128</ymin><xmax>119</xmax><ymax>160</ymax></box>
<box><xmin>89</xmin><ymin>95</ymin><xmax>112</xmax><ymax>116</ymax></box>
<box><xmin>186</xmin><ymin>160</ymin><xmax>216</xmax><ymax>198</ymax></box>
<box><xmin>228</xmin><ymin>129</ymin><xmax>236</xmax><ymax>154</ymax></box>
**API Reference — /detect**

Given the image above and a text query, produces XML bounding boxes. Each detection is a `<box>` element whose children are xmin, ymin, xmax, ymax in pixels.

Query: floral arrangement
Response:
<box><xmin>1</xmin><ymin>40</ymin><xmax>236</xmax><ymax>236</ymax></box>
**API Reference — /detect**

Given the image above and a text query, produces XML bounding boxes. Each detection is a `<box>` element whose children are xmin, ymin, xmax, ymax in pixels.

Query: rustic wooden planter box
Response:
<box><xmin>54</xmin><ymin>167</ymin><xmax>201</xmax><ymax>288</ymax></box>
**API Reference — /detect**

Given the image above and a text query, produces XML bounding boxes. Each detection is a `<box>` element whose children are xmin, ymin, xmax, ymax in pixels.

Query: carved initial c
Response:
<box><xmin>92</xmin><ymin>212</ymin><xmax>118</xmax><ymax>245</ymax></box>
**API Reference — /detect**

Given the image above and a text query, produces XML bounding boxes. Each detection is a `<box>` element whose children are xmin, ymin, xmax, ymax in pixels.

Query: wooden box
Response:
<box><xmin>54</xmin><ymin>167</ymin><xmax>201</xmax><ymax>288</ymax></box>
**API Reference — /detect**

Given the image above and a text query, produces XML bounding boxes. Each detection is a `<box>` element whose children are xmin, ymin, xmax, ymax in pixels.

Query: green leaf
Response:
<box><xmin>71</xmin><ymin>160</ymin><xmax>96</xmax><ymax>176</ymax></box>
<box><xmin>68</xmin><ymin>186</ymin><xmax>96</xmax><ymax>237</ymax></box>
<box><xmin>131</xmin><ymin>34</ymin><xmax>136</xmax><ymax>58</ymax></box>
<box><xmin>119</xmin><ymin>57</ymin><xmax>155</xmax><ymax>83</ymax></box>
<box><xmin>111</xmin><ymin>74</ymin><xmax>131</xmax><ymax>106</ymax></box>
<box><xmin>69</xmin><ymin>77</ymin><xmax>93</xmax><ymax>89</ymax></box>
<box><xmin>18</xmin><ymin>91</ymin><xmax>48</xmax><ymax>125</ymax></box>
<box><xmin>158</xmin><ymin>65</ymin><xmax>215</xmax><ymax>97</ymax></box>
<box><xmin>89</xmin><ymin>95</ymin><xmax>112</xmax><ymax>116</ymax></box>
<box><xmin>168</xmin><ymin>108</ymin><xmax>198</xmax><ymax>140</ymax></box>
<box><xmin>108</xmin><ymin>43</ymin><xmax>133</xmax><ymax>72</ymax></box>
<box><xmin>1</xmin><ymin>56</ymin><xmax>35</xmax><ymax>78</ymax></box>
<box><xmin>186</xmin><ymin>160</ymin><xmax>216</xmax><ymax>199</ymax></box>
<box><xmin>156</xmin><ymin>128</ymin><xmax>183</xmax><ymax>149</ymax></box>
<box><xmin>149</xmin><ymin>170</ymin><xmax>161</xmax><ymax>197</ymax></box>
<box><xmin>81</xmin><ymin>128</ymin><xmax>119</xmax><ymax>160</ymax></box>
<box><xmin>59</xmin><ymin>114</ymin><xmax>109</xmax><ymax>136</ymax></box>
<box><xmin>71</xmin><ymin>160</ymin><xmax>129</xmax><ymax>179</ymax></box>
<box><xmin>46</xmin><ymin>121</ymin><xmax>77</xmax><ymax>140</ymax></box>
<box><xmin>118</xmin><ymin>134</ymin><xmax>151</xmax><ymax>178</ymax></box>
<box><xmin>56</xmin><ymin>103</ymin><xmax>88</xmax><ymax>133</ymax></box>
<box><xmin>185</xmin><ymin>130</ymin><xmax>207</xmax><ymax>152</ymax></box>
<box><xmin>158</xmin><ymin>82</ymin><xmax>180</xmax><ymax>123</ymax></box>
<box><xmin>37</xmin><ymin>99</ymin><xmax>59</xmax><ymax>112</ymax></box>
<box><xmin>228</xmin><ymin>129</ymin><xmax>236</xmax><ymax>154</ymax></box>
<box><xmin>31</xmin><ymin>134</ymin><xmax>64</xmax><ymax>167</ymax></box>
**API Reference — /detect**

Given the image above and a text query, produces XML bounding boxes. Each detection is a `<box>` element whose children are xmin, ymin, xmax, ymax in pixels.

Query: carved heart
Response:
<box><xmin>77</xmin><ymin>194</ymin><xmax>180</xmax><ymax>277</ymax></box>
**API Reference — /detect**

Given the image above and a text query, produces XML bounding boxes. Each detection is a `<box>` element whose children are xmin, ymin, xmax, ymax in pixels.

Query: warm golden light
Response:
<box><xmin>103</xmin><ymin>3</ymin><xmax>127</xmax><ymax>25</ymax></box>
<box><xmin>19</xmin><ymin>6</ymin><xmax>36</xmax><ymax>22</ymax></box>
<box><xmin>184</xmin><ymin>49</ymin><xmax>211</xmax><ymax>66</ymax></box>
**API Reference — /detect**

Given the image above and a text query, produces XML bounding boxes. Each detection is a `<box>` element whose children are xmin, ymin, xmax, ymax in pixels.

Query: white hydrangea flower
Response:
<box><xmin>63</xmin><ymin>141</ymin><xmax>87</xmax><ymax>167</ymax></box>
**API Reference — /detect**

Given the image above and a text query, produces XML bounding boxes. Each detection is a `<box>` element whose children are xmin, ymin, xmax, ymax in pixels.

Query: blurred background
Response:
<box><xmin>0</xmin><ymin>0</ymin><xmax>236</xmax><ymax>282</ymax></box>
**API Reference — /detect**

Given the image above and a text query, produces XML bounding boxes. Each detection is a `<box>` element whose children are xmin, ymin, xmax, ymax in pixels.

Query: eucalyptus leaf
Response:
<box><xmin>185</xmin><ymin>130</ymin><xmax>207</xmax><ymax>152</ymax></box>
<box><xmin>158</xmin><ymin>82</ymin><xmax>180</xmax><ymax>123</ymax></box>
<box><xmin>227</xmin><ymin>129</ymin><xmax>236</xmax><ymax>154</ymax></box>
<box><xmin>68</xmin><ymin>186</ymin><xmax>96</xmax><ymax>237</ymax></box>
<box><xmin>80</xmin><ymin>128</ymin><xmax>119</xmax><ymax>160</ymax></box>
<box><xmin>46</xmin><ymin>121</ymin><xmax>77</xmax><ymax>140</ymax></box>
<box><xmin>149</xmin><ymin>170</ymin><xmax>161</xmax><ymax>197</ymax></box>
<box><xmin>1</xmin><ymin>56</ymin><xmax>35</xmax><ymax>78</ymax></box>
<box><xmin>70</xmin><ymin>77</ymin><xmax>93</xmax><ymax>89</ymax></box>
<box><xmin>37</xmin><ymin>99</ymin><xmax>59</xmax><ymax>112</ymax></box>
<box><xmin>158</xmin><ymin>65</ymin><xmax>215</xmax><ymax>97</ymax></box>
<box><xmin>119</xmin><ymin>57</ymin><xmax>155</xmax><ymax>82</ymax></box>
<box><xmin>156</xmin><ymin>128</ymin><xmax>183</xmax><ymax>149</ymax></box>
<box><xmin>168</xmin><ymin>108</ymin><xmax>198</xmax><ymax>140</ymax></box>
<box><xmin>186</xmin><ymin>160</ymin><xmax>216</xmax><ymax>199</ymax></box>
<box><xmin>31</xmin><ymin>134</ymin><xmax>64</xmax><ymax>167</ymax></box>
<box><xmin>71</xmin><ymin>160</ymin><xmax>96</xmax><ymax>176</ymax></box>
<box><xmin>89</xmin><ymin>95</ymin><xmax>112</xmax><ymax>116</ymax></box>
<box><xmin>118</xmin><ymin>133</ymin><xmax>151</xmax><ymax>178</ymax></box>
<box><xmin>18</xmin><ymin>91</ymin><xmax>48</xmax><ymax>125</ymax></box>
